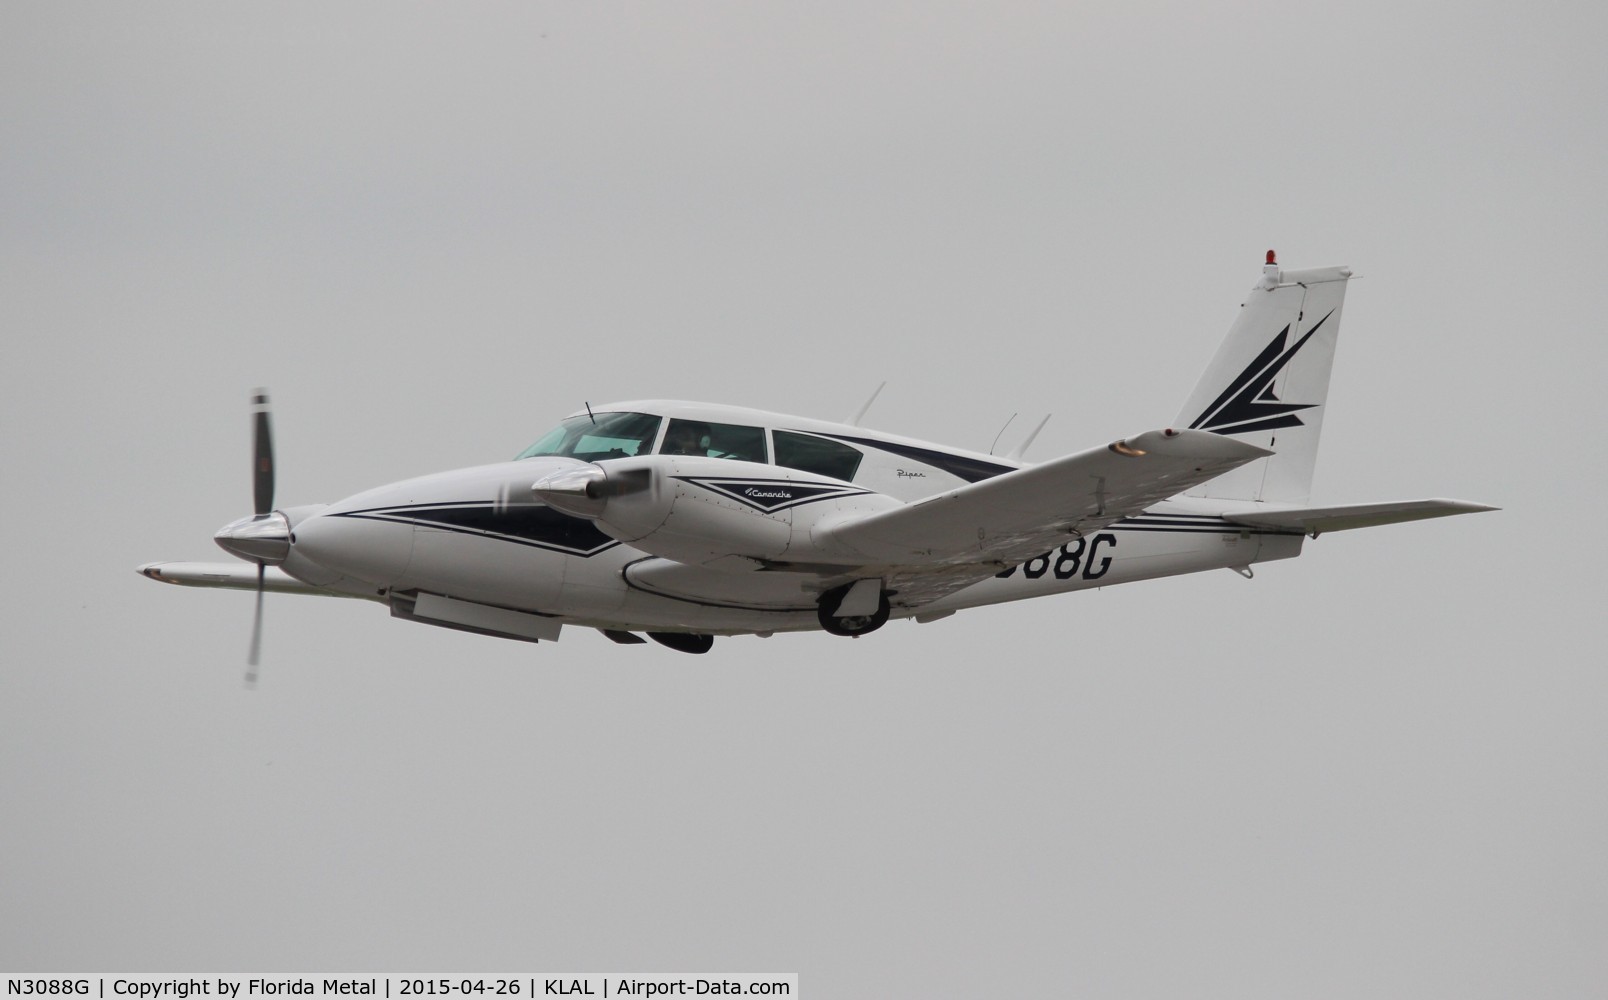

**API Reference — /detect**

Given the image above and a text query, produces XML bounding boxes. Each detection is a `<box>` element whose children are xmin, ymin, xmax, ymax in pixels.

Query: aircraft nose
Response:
<box><xmin>291</xmin><ymin>508</ymin><xmax>414</xmax><ymax>587</ymax></box>
<box><xmin>214</xmin><ymin>512</ymin><xmax>291</xmax><ymax>564</ymax></box>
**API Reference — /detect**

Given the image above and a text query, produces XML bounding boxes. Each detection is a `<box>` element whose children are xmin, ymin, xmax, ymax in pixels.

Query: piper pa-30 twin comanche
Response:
<box><xmin>140</xmin><ymin>254</ymin><xmax>1494</xmax><ymax>675</ymax></box>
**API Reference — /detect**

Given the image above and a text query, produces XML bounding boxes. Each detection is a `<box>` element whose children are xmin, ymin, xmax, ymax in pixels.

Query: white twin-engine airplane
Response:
<box><xmin>140</xmin><ymin>254</ymin><xmax>1494</xmax><ymax>673</ymax></box>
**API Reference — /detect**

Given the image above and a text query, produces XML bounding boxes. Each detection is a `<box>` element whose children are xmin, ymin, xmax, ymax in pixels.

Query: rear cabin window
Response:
<box><xmin>774</xmin><ymin>431</ymin><xmax>863</xmax><ymax>482</ymax></box>
<box><xmin>659</xmin><ymin>419</ymin><xmax>768</xmax><ymax>463</ymax></box>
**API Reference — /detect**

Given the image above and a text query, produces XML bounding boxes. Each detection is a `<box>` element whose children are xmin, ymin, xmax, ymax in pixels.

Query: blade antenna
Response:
<box><xmin>845</xmin><ymin>382</ymin><xmax>886</xmax><ymax>427</ymax></box>
<box><xmin>989</xmin><ymin>413</ymin><xmax>1017</xmax><ymax>456</ymax></box>
<box><xmin>1006</xmin><ymin>414</ymin><xmax>1052</xmax><ymax>461</ymax></box>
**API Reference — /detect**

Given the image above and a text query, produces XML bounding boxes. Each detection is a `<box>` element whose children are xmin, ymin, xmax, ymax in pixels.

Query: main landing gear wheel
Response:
<box><xmin>817</xmin><ymin>583</ymin><xmax>891</xmax><ymax>637</ymax></box>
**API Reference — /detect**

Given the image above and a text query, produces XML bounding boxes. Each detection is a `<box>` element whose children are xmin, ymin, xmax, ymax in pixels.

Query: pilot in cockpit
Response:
<box><xmin>662</xmin><ymin>421</ymin><xmax>712</xmax><ymax>457</ymax></box>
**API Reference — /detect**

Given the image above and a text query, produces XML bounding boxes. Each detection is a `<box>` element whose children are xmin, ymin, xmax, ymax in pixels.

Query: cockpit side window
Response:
<box><xmin>516</xmin><ymin>412</ymin><xmax>663</xmax><ymax>462</ymax></box>
<box><xmin>660</xmin><ymin>419</ymin><xmax>767</xmax><ymax>463</ymax></box>
<box><xmin>774</xmin><ymin>431</ymin><xmax>863</xmax><ymax>482</ymax></box>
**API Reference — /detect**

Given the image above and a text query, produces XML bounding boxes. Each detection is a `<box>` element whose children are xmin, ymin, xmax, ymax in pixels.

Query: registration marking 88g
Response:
<box><xmin>995</xmin><ymin>533</ymin><xmax>1116</xmax><ymax>581</ymax></box>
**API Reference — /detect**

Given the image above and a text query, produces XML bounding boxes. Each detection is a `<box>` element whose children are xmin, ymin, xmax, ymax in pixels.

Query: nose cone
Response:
<box><xmin>215</xmin><ymin>512</ymin><xmax>291</xmax><ymax>564</ymax></box>
<box><xmin>291</xmin><ymin>508</ymin><xmax>414</xmax><ymax>587</ymax></box>
<box><xmin>290</xmin><ymin>457</ymin><xmax>588</xmax><ymax>589</ymax></box>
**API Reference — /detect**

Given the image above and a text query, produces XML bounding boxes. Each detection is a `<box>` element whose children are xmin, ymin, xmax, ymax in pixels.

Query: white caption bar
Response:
<box><xmin>0</xmin><ymin>977</ymin><xmax>798</xmax><ymax>1000</ymax></box>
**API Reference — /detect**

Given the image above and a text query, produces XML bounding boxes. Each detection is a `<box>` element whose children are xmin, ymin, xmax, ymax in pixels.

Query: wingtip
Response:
<box><xmin>1124</xmin><ymin>427</ymin><xmax>1274</xmax><ymax>461</ymax></box>
<box><xmin>1434</xmin><ymin>499</ymin><xmax>1501</xmax><ymax>514</ymax></box>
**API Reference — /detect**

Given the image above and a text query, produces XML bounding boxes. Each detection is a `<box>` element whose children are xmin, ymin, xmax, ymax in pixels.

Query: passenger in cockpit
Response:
<box><xmin>662</xmin><ymin>421</ymin><xmax>711</xmax><ymax>457</ymax></box>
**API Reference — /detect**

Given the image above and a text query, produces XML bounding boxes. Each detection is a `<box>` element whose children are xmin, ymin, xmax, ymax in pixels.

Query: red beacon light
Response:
<box><xmin>1266</xmin><ymin>249</ymin><xmax>1277</xmax><ymax>265</ymax></box>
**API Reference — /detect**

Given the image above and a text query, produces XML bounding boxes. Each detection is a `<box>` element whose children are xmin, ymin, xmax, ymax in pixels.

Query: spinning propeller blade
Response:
<box><xmin>252</xmin><ymin>390</ymin><xmax>274</xmax><ymax>516</ymax></box>
<box><xmin>247</xmin><ymin>389</ymin><xmax>273</xmax><ymax>684</ymax></box>
<box><xmin>246</xmin><ymin>564</ymin><xmax>264</xmax><ymax>686</ymax></box>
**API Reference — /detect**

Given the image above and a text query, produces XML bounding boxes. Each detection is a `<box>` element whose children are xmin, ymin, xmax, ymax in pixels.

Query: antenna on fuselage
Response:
<box><xmin>989</xmin><ymin>413</ymin><xmax>1017</xmax><ymax>455</ymax></box>
<box><xmin>584</xmin><ymin>401</ymin><xmax>596</xmax><ymax>425</ymax></box>
<box><xmin>845</xmin><ymin>382</ymin><xmax>886</xmax><ymax>427</ymax></box>
<box><xmin>1006</xmin><ymin>414</ymin><xmax>1052</xmax><ymax>461</ymax></box>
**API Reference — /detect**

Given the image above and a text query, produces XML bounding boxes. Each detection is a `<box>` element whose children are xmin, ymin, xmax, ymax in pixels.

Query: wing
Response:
<box><xmin>822</xmin><ymin>428</ymin><xmax>1272</xmax><ymax>570</ymax></box>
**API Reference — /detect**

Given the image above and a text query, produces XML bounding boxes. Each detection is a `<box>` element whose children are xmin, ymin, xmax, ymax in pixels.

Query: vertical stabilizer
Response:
<box><xmin>1172</xmin><ymin>257</ymin><xmax>1352</xmax><ymax>504</ymax></box>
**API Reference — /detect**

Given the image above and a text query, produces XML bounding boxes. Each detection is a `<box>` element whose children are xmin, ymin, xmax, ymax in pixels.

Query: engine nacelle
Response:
<box><xmin>532</xmin><ymin>455</ymin><xmax>899</xmax><ymax>567</ymax></box>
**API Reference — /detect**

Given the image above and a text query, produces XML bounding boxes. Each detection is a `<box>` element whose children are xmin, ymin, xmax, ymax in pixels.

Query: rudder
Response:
<box><xmin>1172</xmin><ymin>256</ymin><xmax>1352</xmax><ymax>504</ymax></box>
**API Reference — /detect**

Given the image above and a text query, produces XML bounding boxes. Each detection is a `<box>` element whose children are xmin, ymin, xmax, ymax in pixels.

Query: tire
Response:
<box><xmin>816</xmin><ymin>584</ymin><xmax>890</xmax><ymax>637</ymax></box>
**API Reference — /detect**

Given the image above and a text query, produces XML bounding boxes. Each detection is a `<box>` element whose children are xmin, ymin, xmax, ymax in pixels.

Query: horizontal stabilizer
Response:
<box><xmin>1221</xmin><ymin>499</ymin><xmax>1498</xmax><ymax>535</ymax></box>
<box><xmin>823</xmin><ymin>428</ymin><xmax>1271</xmax><ymax>566</ymax></box>
<box><xmin>137</xmin><ymin>561</ymin><xmax>342</xmax><ymax>595</ymax></box>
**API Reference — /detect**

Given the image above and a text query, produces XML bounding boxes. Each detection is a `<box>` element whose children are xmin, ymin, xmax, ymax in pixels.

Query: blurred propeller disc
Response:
<box><xmin>248</xmin><ymin>389</ymin><xmax>274</xmax><ymax>685</ymax></box>
<box><xmin>247</xmin><ymin>563</ymin><xmax>264</xmax><ymax>686</ymax></box>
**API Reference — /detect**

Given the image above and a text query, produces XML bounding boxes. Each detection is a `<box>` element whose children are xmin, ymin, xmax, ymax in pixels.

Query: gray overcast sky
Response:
<box><xmin>3</xmin><ymin>2</ymin><xmax>1604</xmax><ymax>996</ymax></box>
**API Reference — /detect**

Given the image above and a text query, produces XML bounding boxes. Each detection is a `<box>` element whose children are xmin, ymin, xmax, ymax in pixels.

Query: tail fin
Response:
<box><xmin>1172</xmin><ymin>257</ymin><xmax>1352</xmax><ymax>504</ymax></box>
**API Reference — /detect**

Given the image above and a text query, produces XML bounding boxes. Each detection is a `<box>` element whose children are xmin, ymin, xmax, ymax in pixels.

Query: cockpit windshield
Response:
<box><xmin>516</xmin><ymin>411</ymin><xmax>663</xmax><ymax>462</ymax></box>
